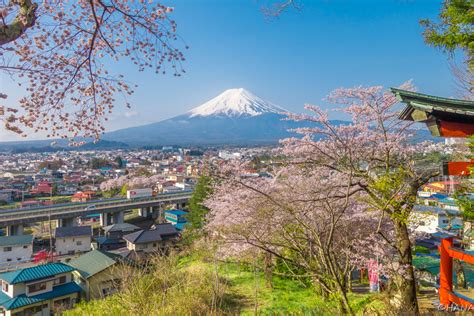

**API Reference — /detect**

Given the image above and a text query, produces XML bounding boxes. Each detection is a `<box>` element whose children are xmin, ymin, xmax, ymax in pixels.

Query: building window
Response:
<box><xmin>3</xmin><ymin>247</ymin><xmax>11</xmax><ymax>252</ymax></box>
<box><xmin>28</xmin><ymin>282</ymin><xmax>47</xmax><ymax>294</ymax></box>
<box><xmin>76</xmin><ymin>241</ymin><xmax>82</xmax><ymax>246</ymax></box>
<box><xmin>54</xmin><ymin>276</ymin><xmax>67</xmax><ymax>285</ymax></box>
<box><xmin>11</xmin><ymin>304</ymin><xmax>46</xmax><ymax>316</ymax></box>
<box><xmin>2</xmin><ymin>282</ymin><xmax>8</xmax><ymax>292</ymax></box>
<box><xmin>153</xmin><ymin>243</ymin><xmax>157</xmax><ymax>247</ymax></box>
<box><xmin>53</xmin><ymin>297</ymin><xmax>71</xmax><ymax>311</ymax></box>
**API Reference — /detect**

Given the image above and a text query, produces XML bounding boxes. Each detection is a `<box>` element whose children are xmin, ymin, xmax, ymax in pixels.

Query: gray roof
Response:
<box><xmin>0</xmin><ymin>235</ymin><xmax>33</xmax><ymax>247</ymax></box>
<box><xmin>55</xmin><ymin>226</ymin><xmax>92</xmax><ymax>238</ymax></box>
<box><xmin>123</xmin><ymin>224</ymin><xmax>178</xmax><ymax>244</ymax></box>
<box><xmin>103</xmin><ymin>223</ymin><xmax>140</xmax><ymax>234</ymax></box>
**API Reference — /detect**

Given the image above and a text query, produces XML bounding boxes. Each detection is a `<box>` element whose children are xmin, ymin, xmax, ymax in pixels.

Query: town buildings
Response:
<box><xmin>0</xmin><ymin>263</ymin><xmax>82</xmax><ymax>316</ymax></box>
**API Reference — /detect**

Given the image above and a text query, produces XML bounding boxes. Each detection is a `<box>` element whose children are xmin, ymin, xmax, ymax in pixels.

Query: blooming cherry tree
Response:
<box><xmin>206</xmin><ymin>162</ymin><xmax>380</xmax><ymax>314</ymax></box>
<box><xmin>279</xmin><ymin>83</ymin><xmax>438</xmax><ymax>314</ymax></box>
<box><xmin>0</xmin><ymin>0</ymin><xmax>186</xmax><ymax>143</ymax></box>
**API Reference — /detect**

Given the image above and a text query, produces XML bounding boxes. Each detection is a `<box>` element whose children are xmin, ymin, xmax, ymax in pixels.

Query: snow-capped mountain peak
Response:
<box><xmin>187</xmin><ymin>88</ymin><xmax>285</xmax><ymax>118</ymax></box>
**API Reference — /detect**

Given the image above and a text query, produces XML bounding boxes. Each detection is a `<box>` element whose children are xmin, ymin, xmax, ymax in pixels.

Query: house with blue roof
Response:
<box><xmin>0</xmin><ymin>263</ymin><xmax>82</xmax><ymax>316</ymax></box>
<box><xmin>164</xmin><ymin>209</ymin><xmax>188</xmax><ymax>231</ymax></box>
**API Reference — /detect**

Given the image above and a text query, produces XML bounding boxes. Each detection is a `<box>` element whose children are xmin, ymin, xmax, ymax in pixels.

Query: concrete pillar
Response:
<box><xmin>112</xmin><ymin>211</ymin><xmax>124</xmax><ymax>224</ymax></box>
<box><xmin>151</xmin><ymin>206</ymin><xmax>160</xmax><ymax>220</ymax></box>
<box><xmin>138</xmin><ymin>208</ymin><xmax>148</xmax><ymax>218</ymax></box>
<box><xmin>56</xmin><ymin>217</ymin><xmax>77</xmax><ymax>228</ymax></box>
<box><xmin>99</xmin><ymin>213</ymin><xmax>112</xmax><ymax>226</ymax></box>
<box><xmin>5</xmin><ymin>224</ymin><xmax>24</xmax><ymax>236</ymax></box>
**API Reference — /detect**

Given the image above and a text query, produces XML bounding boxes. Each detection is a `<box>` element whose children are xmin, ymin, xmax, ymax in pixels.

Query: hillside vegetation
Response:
<box><xmin>65</xmin><ymin>247</ymin><xmax>387</xmax><ymax>316</ymax></box>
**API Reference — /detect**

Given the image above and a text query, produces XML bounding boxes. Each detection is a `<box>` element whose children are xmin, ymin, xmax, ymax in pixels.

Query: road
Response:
<box><xmin>0</xmin><ymin>190</ymin><xmax>192</xmax><ymax>227</ymax></box>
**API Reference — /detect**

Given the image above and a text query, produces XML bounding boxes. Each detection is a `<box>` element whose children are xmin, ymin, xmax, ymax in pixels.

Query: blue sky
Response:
<box><xmin>0</xmin><ymin>0</ymin><xmax>462</xmax><ymax>141</ymax></box>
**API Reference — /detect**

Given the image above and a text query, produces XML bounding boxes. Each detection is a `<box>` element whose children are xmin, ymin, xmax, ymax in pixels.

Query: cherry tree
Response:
<box><xmin>206</xmin><ymin>162</ymin><xmax>379</xmax><ymax>314</ymax></box>
<box><xmin>279</xmin><ymin>83</ymin><xmax>438</xmax><ymax>314</ymax></box>
<box><xmin>99</xmin><ymin>172</ymin><xmax>167</xmax><ymax>193</ymax></box>
<box><xmin>0</xmin><ymin>0</ymin><xmax>186</xmax><ymax>143</ymax></box>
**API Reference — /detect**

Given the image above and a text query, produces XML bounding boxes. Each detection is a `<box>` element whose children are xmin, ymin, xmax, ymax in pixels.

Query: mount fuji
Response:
<box><xmin>103</xmin><ymin>88</ymin><xmax>306</xmax><ymax>146</ymax></box>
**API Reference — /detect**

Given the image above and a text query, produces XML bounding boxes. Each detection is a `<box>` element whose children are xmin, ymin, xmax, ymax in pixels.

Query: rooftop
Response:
<box><xmin>392</xmin><ymin>88</ymin><xmax>474</xmax><ymax>121</ymax></box>
<box><xmin>55</xmin><ymin>226</ymin><xmax>92</xmax><ymax>238</ymax></box>
<box><xmin>123</xmin><ymin>223</ymin><xmax>178</xmax><ymax>244</ymax></box>
<box><xmin>0</xmin><ymin>235</ymin><xmax>33</xmax><ymax>247</ymax></box>
<box><xmin>102</xmin><ymin>223</ymin><xmax>141</xmax><ymax>234</ymax></box>
<box><xmin>68</xmin><ymin>250</ymin><xmax>122</xmax><ymax>279</ymax></box>
<box><xmin>0</xmin><ymin>263</ymin><xmax>75</xmax><ymax>285</ymax></box>
<box><xmin>392</xmin><ymin>88</ymin><xmax>474</xmax><ymax>137</ymax></box>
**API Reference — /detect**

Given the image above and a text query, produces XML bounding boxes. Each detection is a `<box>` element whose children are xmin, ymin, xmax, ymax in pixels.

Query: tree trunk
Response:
<box><xmin>394</xmin><ymin>219</ymin><xmax>419</xmax><ymax>315</ymax></box>
<box><xmin>335</xmin><ymin>280</ymin><xmax>353</xmax><ymax>315</ymax></box>
<box><xmin>263</xmin><ymin>252</ymin><xmax>273</xmax><ymax>288</ymax></box>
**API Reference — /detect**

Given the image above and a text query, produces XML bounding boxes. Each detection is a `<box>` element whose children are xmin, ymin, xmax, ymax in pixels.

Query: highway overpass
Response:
<box><xmin>0</xmin><ymin>190</ymin><xmax>192</xmax><ymax>235</ymax></box>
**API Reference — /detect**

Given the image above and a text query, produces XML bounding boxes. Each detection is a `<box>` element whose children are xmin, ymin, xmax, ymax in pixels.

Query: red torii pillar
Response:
<box><xmin>438</xmin><ymin>235</ymin><xmax>474</xmax><ymax>308</ymax></box>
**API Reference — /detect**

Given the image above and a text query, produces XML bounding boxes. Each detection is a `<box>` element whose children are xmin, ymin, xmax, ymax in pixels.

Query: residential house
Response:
<box><xmin>0</xmin><ymin>263</ymin><xmax>82</xmax><ymax>316</ymax></box>
<box><xmin>0</xmin><ymin>236</ymin><xmax>33</xmax><ymax>266</ymax></box>
<box><xmin>69</xmin><ymin>250</ymin><xmax>127</xmax><ymax>300</ymax></box>
<box><xmin>71</xmin><ymin>191</ymin><xmax>96</xmax><ymax>203</ymax></box>
<box><xmin>123</xmin><ymin>224</ymin><xmax>179</xmax><ymax>254</ymax></box>
<box><xmin>54</xmin><ymin>226</ymin><xmax>92</xmax><ymax>256</ymax></box>
<box><xmin>95</xmin><ymin>223</ymin><xmax>141</xmax><ymax>251</ymax></box>
<box><xmin>29</xmin><ymin>181</ymin><xmax>52</xmax><ymax>196</ymax></box>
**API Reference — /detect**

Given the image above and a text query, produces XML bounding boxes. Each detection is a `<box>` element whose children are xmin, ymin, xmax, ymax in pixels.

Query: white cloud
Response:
<box><xmin>124</xmin><ymin>111</ymin><xmax>138</xmax><ymax>118</ymax></box>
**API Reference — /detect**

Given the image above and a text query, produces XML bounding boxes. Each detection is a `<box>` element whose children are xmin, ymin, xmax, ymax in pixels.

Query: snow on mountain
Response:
<box><xmin>187</xmin><ymin>88</ymin><xmax>285</xmax><ymax>118</ymax></box>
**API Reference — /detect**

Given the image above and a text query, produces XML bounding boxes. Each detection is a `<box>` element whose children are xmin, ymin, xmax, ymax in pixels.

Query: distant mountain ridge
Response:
<box><xmin>0</xmin><ymin>88</ymin><xmax>439</xmax><ymax>150</ymax></box>
<box><xmin>103</xmin><ymin>88</ymin><xmax>305</xmax><ymax>146</ymax></box>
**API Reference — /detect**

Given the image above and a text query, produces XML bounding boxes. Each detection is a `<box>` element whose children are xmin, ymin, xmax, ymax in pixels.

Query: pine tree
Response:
<box><xmin>186</xmin><ymin>174</ymin><xmax>213</xmax><ymax>230</ymax></box>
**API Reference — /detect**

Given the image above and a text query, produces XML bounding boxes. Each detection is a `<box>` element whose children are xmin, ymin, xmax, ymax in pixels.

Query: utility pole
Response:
<box><xmin>48</xmin><ymin>208</ymin><xmax>53</xmax><ymax>262</ymax></box>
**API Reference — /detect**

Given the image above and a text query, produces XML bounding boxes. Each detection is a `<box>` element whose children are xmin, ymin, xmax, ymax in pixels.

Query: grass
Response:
<box><xmin>180</xmin><ymin>256</ymin><xmax>385</xmax><ymax>315</ymax></box>
<box><xmin>66</xmin><ymin>251</ymin><xmax>387</xmax><ymax>315</ymax></box>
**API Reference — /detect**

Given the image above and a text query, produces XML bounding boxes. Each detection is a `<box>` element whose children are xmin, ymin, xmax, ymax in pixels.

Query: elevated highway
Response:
<box><xmin>0</xmin><ymin>190</ymin><xmax>192</xmax><ymax>235</ymax></box>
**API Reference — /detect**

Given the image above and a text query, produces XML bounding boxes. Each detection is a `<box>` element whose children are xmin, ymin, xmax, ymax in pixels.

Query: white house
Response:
<box><xmin>0</xmin><ymin>235</ymin><xmax>33</xmax><ymax>267</ymax></box>
<box><xmin>54</xmin><ymin>226</ymin><xmax>92</xmax><ymax>256</ymax></box>
<box><xmin>411</xmin><ymin>205</ymin><xmax>463</xmax><ymax>234</ymax></box>
<box><xmin>0</xmin><ymin>263</ymin><xmax>82</xmax><ymax>316</ymax></box>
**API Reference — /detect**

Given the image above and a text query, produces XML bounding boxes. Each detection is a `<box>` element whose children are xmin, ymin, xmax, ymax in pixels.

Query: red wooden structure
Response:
<box><xmin>438</xmin><ymin>235</ymin><xmax>474</xmax><ymax>308</ymax></box>
<box><xmin>393</xmin><ymin>88</ymin><xmax>474</xmax><ymax>176</ymax></box>
<box><xmin>393</xmin><ymin>88</ymin><xmax>474</xmax><ymax>309</ymax></box>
